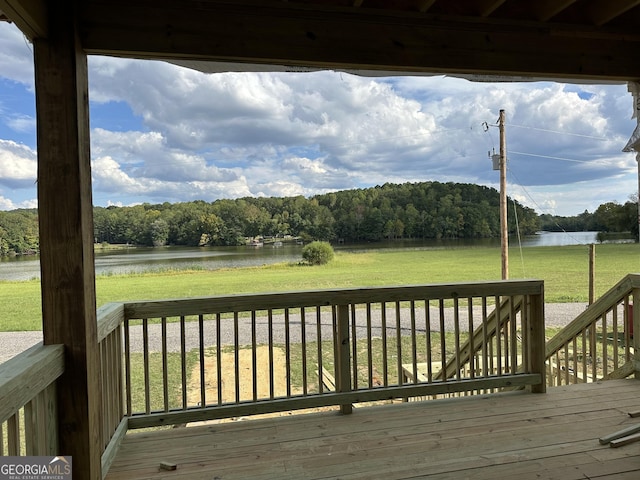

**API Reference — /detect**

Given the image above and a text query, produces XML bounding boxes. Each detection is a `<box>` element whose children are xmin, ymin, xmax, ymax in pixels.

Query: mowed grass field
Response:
<box><xmin>1</xmin><ymin>243</ymin><xmax>639</xmax><ymax>331</ymax></box>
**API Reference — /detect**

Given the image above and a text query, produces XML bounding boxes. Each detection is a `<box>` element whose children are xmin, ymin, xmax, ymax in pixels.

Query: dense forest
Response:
<box><xmin>0</xmin><ymin>181</ymin><xmax>636</xmax><ymax>257</ymax></box>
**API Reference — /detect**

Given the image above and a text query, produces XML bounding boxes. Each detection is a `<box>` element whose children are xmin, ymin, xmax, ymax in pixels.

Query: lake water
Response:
<box><xmin>0</xmin><ymin>231</ymin><xmax>613</xmax><ymax>281</ymax></box>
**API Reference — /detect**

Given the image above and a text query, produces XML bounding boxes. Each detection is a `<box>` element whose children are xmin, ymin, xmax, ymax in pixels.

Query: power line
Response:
<box><xmin>508</xmin><ymin>150</ymin><xmax>593</xmax><ymax>164</ymax></box>
<box><xmin>510</xmin><ymin>123</ymin><xmax>608</xmax><ymax>141</ymax></box>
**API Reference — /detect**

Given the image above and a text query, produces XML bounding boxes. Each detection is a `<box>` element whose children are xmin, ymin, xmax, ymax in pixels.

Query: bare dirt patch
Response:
<box><xmin>187</xmin><ymin>345</ymin><xmax>338</xmax><ymax>423</ymax></box>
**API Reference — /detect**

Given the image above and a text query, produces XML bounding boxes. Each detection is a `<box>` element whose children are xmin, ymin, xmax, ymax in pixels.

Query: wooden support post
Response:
<box><xmin>335</xmin><ymin>305</ymin><xmax>353</xmax><ymax>414</ymax></box>
<box><xmin>528</xmin><ymin>291</ymin><xmax>546</xmax><ymax>393</ymax></box>
<box><xmin>634</xmin><ymin>288</ymin><xmax>640</xmax><ymax>379</ymax></box>
<box><xmin>34</xmin><ymin>3</ymin><xmax>102</xmax><ymax>478</ymax></box>
<box><xmin>588</xmin><ymin>244</ymin><xmax>595</xmax><ymax>305</ymax></box>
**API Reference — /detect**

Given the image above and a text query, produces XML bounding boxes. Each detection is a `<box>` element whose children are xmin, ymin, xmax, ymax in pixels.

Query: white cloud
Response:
<box><xmin>1</xmin><ymin>20</ymin><xmax>638</xmax><ymax>216</ymax></box>
<box><xmin>0</xmin><ymin>139</ymin><xmax>37</xmax><ymax>188</ymax></box>
<box><xmin>0</xmin><ymin>23</ymin><xmax>34</xmax><ymax>87</ymax></box>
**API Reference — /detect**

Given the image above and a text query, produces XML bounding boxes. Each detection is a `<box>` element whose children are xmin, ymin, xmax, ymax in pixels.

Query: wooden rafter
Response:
<box><xmin>477</xmin><ymin>0</ymin><xmax>507</xmax><ymax>17</ymax></box>
<box><xmin>0</xmin><ymin>0</ymin><xmax>46</xmax><ymax>38</ymax></box>
<box><xmin>418</xmin><ymin>0</ymin><xmax>437</xmax><ymax>13</ymax></box>
<box><xmin>588</xmin><ymin>0</ymin><xmax>640</xmax><ymax>26</ymax></box>
<box><xmin>532</xmin><ymin>0</ymin><xmax>578</xmax><ymax>22</ymax></box>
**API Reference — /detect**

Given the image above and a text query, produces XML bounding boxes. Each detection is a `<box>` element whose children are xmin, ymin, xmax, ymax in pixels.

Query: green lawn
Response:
<box><xmin>1</xmin><ymin>243</ymin><xmax>639</xmax><ymax>331</ymax></box>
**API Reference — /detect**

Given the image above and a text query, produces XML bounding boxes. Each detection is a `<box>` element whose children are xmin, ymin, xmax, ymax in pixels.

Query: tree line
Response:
<box><xmin>539</xmin><ymin>198</ymin><xmax>639</xmax><ymax>239</ymax></box>
<box><xmin>0</xmin><ymin>181</ymin><xmax>636</xmax><ymax>257</ymax></box>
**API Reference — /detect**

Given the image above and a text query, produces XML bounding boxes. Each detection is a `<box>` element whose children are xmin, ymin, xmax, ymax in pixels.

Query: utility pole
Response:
<box><xmin>499</xmin><ymin>109</ymin><xmax>509</xmax><ymax>280</ymax></box>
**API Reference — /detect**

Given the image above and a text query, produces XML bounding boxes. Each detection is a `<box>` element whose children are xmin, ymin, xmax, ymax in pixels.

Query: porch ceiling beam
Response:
<box><xmin>0</xmin><ymin>0</ymin><xmax>47</xmax><ymax>38</ymax></box>
<box><xmin>79</xmin><ymin>1</ymin><xmax>640</xmax><ymax>81</ymax></box>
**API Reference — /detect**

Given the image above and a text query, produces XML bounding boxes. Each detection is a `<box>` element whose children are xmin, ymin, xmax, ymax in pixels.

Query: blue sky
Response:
<box><xmin>0</xmin><ymin>21</ymin><xmax>638</xmax><ymax>216</ymax></box>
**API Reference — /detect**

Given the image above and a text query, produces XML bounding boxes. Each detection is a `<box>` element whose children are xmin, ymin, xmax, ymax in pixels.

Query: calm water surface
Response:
<box><xmin>0</xmin><ymin>231</ymin><xmax>610</xmax><ymax>281</ymax></box>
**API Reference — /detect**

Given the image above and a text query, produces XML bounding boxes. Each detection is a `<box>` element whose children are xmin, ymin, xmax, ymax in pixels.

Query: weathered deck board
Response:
<box><xmin>106</xmin><ymin>379</ymin><xmax>640</xmax><ymax>479</ymax></box>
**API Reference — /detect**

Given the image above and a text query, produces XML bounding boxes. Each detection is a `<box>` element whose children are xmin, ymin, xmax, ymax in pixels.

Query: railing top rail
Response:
<box><xmin>629</xmin><ymin>273</ymin><xmax>640</xmax><ymax>289</ymax></box>
<box><xmin>122</xmin><ymin>279</ymin><xmax>544</xmax><ymax>319</ymax></box>
<box><xmin>0</xmin><ymin>342</ymin><xmax>64</xmax><ymax>423</ymax></box>
<box><xmin>97</xmin><ymin>302</ymin><xmax>125</xmax><ymax>342</ymax></box>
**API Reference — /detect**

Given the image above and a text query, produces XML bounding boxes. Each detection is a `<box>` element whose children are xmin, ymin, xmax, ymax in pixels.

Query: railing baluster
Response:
<box><xmin>268</xmin><ymin>309</ymin><xmax>275</xmax><ymax>400</ymax></box>
<box><xmin>522</xmin><ymin>296</ymin><xmax>529</xmax><ymax>373</ymax></box>
<box><xmin>216</xmin><ymin>313</ymin><xmax>222</xmax><ymax>406</ymax></box>
<box><xmin>252</xmin><ymin>311</ymin><xmax>258</xmax><ymax>401</ymax></box>
<box><xmin>395</xmin><ymin>301</ymin><xmax>402</xmax><ymax>386</ymax></box>
<box><xmin>589</xmin><ymin>323</ymin><xmax>597</xmax><ymax>382</ymax></box>
<box><xmin>495</xmin><ymin>296</ymin><xmax>502</xmax><ymax>376</ymax></box>
<box><xmin>285</xmin><ymin>308</ymin><xmax>291</xmax><ymax>398</ymax></box>
<box><xmin>468</xmin><ymin>298</ymin><xmax>475</xmax><ymax>380</ymax></box>
<box><xmin>180</xmin><ymin>316</ymin><xmax>187</xmax><ymax>409</ymax></box>
<box><xmin>351</xmin><ymin>304</ymin><xmax>358</xmax><ymax>389</ymax></box>
<box><xmin>115</xmin><ymin>325</ymin><xmax>124</xmax><ymax>421</ymax></box>
<box><xmin>510</xmin><ymin>296</ymin><xmax>518</xmax><ymax>374</ymax></box>
<box><xmin>439</xmin><ymin>299</ymin><xmax>447</xmax><ymax>381</ymax></box>
<box><xmin>482</xmin><ymin>297</ymin><xmax>489</xmax><ymax>380</ymax></box>
<box><xmin>7</xmin><ymin>412</ymin><xmax>19</xmax><ymax>455</ymax></box>
<box><xmin>316</xmin><ymin>306</ymin><xmax>324</xmax><ymax>394</ymax></box>
<box><xmin>234</xmin><ymin>311</ymin><xmax>240</xmax><ymax>404</ymax></box>
<box><xmin>124</xmin><ymin>318</ymin><xmax>132</xmax><ymax>415</ymax></box>
<box><xmin>563</xmin><ymin>344</ymin><xmax>570</xmax><ymax>385</ymax></box>
<box><xmin>142</xmin><ymin>318</ymin><xmax>150</xmax><ymax>414</ymax></box>
<box><xmin>425</xmin><ymin>300</ymin><xmax>433</xmax><ymax>383</ymax></box>
<box><xmin>410</xmin><ymin>300</ymin><xmax>418</xmax><ymax>385</ymax></box>
<box><xmin>198</xmin><ymin>315</ymin><xmax>206</xmax><ymax>407</ymax></box>
<box><xmin>624</xmin><ymin>297</ymin><xmax>631</xmax><ymax>363</ymax></box>
<box><xmin>366</xmin><ymin>303</ymin><xmax>373</xmax><ymax>388</ymax></box>
<box><xmin>602</xmin><ymin>314</ymin><xmax>608</xmax><ymax>378</ymax></box>
<box><xmin>99</xmin><ymin>335</ymin><xmax>107</xmax><ymax>446</ymax></box>
<box><xmin>572</xmin><ymin>337</ymin><xmax>578</xmax><ymax>384</ymax></box>
<box><xmin>581</xmin><ymin>329</ymin><xmax>588</xmax><ymax>383</ymax></box>
<box><xmin>24</xmin><ymin>398</ymin><xmax>36</xmax><ymax>455</ymax></box>
<box><xmin>453</xmin><ymin>297</ymin><xmax>461</xmax><ymax>381</ymax></box>
<box><xmin>381</xmin><ymin>302</ymin><xmax>388</xmax><ymax>387</ymax></box>
<box><xmin>161</xmin><ymin>317</ymin><xmax>169</xmax><ymax>412</ymax></box>
<box><xmin>612</xmin><ymin>305</ymin><xmax>619</xmax><ymax>372</ymax></box>
<box><xmin>301</xmin><ymin>308</ymin><xmax>308</xmax><ymax>396</ymax></box>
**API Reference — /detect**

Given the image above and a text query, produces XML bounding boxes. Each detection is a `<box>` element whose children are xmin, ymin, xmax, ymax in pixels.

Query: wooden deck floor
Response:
<box><xmin>106</xmin><ymin>379</ymin><xmax>640</xmax><ymax>480</ymax></box>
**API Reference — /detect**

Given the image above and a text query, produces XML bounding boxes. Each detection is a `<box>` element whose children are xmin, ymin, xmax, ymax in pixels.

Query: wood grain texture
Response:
<box><xmin>34</xmin><ymin>3</ymin><xmax>102</xmax><ymax>477</ymax></box>
<box><xmin>123</xmin><ymin>280</ymin><xmax>544</xmax><ymax>319</ymax></box>
<box><xmin>0</xmin><ymin>343</ymin><xmax>64</xmax><ymax>423</ymax></box>
<box><xmin>106</xmin><ymin>379</ymin><xmax>640</xmax><ymax>480</ymax></box>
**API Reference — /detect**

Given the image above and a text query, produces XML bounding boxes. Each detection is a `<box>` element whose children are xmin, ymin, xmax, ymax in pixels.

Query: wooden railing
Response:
<box><xmin>0</xmin><ymin>343</ymin><xmax>64</xmax><ymax>456</ymax></box>
<box><xmin>94</xmin><ymin>280</ymin><xmax>545</xmax><ymax>429</ymax></box>
<box><xmin>545</xmin><ymin>273</ymin><xmax>640</xmax><ymax>386</ymax></box>
<box><xmin>6</xmin><ymin>274</ymin><xmax>640</xmax><ymax>476</ymax></box>
<box><xmin>96</xmin><ymin>302</ymin><xmax>128</xmax><ymax>477</ymax></box>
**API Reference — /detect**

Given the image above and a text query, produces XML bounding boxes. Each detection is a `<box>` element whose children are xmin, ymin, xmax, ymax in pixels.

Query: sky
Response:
<box><xmin>0</xmin><ymin>21</ymin><xmax>638</xmax><ymax>217</ymax></box>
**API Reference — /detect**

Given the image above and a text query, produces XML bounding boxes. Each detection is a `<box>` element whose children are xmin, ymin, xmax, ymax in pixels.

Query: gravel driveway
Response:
<box><xmin>0</xmin><ymin>302</ymin><xmax>587</xmax><ymax>365</ymax></box>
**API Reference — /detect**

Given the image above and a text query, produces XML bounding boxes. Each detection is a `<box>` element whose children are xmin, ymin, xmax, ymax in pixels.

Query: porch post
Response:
<box><xmin>34</xmin><ymin>3</ymin><xmax>102</xmax><ymax>479</ymax></box>
<box><xmin>528</xmin><ymin>288</ymin><xmax>546</xmax><ymax>393</ymax></box>
<box><xmin>633</xmin><ymin>288</ymin><xmax>640</xmax><ymax>379</ymax></box>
